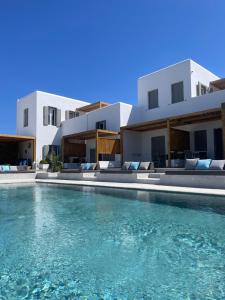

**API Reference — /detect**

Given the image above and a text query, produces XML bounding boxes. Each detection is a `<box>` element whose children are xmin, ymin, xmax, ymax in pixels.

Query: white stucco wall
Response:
<box><xmin>136</xmin><ymin>59</ymin><xmax>222</xmax><ymax>125</ymax></box>
<box><xmin>17</xmin><ymin>91</ymin><xmax>89</xmax><ymax>161</ymax></box>
<box><xmin>16</xmin><ymin>92</ymin><xmax>37</xmax><ymax>137</ymax></box>
<box><xmin>137</xmin><ymin>89</ymin><xmax>225</xmax><ymax>124</ymax></box>
<box><xmin>62</xmin><ymin>102</ymin><xmax>133</xmax><ymax>137</ymax></box>
<box><xmin>190</xmin><ymin>60</ymin><xmax>219</xmax><ymax>97</ymax></box>
<box><xmin>138</xmin><ymin>60</ymin><xmax>192</xmax><ymax>109</ymax></box>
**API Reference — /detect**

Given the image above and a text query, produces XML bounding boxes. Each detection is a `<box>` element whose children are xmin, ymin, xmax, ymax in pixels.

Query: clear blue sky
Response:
<box><xmin>0</xmin><ymin>0</ymin><xmax>225</xmax><ymax>133</ymax></box>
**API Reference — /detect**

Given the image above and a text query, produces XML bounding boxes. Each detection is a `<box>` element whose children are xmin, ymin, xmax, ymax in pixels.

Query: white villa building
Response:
<box><xmin>11</xmin><ymin>59</ymin><xmax>225</xmax><ymax>168</ymax></box>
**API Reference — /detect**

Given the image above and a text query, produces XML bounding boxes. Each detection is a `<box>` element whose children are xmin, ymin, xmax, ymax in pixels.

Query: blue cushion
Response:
<box><xmin>129</xmin><ymin>162</ymin><xmax>140</xmax><ymax>170</ymax></box>
<box><xmin>1</xmin><ymin>165</ymin><xmax>10</xmax><ymax>172</ymax></box>
<box><xmin>82</xmin><ymin>163</ymin><xmax>91</xmax><ymax>170</ymax></box>
<box><xmin>195</xmin><ymin>159</ymin><xmax>212</xmax><ymax>170</ymax></box>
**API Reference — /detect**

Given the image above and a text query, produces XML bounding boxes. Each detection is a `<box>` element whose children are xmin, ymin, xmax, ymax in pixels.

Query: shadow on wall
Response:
<box><xmin>126</xmin><ymin>106</ymin><xmax>144</xmax><ymax>126</ymax></box>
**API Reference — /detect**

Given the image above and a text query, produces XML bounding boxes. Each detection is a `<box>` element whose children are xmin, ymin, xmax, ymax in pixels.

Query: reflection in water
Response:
<box><xmin>0</xmin><ymin>184</ymin><xmax>224</xmax><ymax>299</ymax></box>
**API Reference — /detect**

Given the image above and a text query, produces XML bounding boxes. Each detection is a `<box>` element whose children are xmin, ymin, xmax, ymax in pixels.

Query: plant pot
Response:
<box><xmin>39</xmin><ymin>164</ymin><xmax>49</xmax><ymax>171</ymax></box>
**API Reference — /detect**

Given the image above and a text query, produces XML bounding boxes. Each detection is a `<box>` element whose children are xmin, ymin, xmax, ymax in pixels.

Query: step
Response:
<box><xmin>137</xmin><ymin>177</ymin><xmax>161</xmax><ymax>185</ymax></box>
<box><xmin>149</xmin><ymin>173</ymin><xmax>165</xmax><ymax>179</ymax></box>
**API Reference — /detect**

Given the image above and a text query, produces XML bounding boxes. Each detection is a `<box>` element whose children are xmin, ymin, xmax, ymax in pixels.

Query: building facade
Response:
<box><xmin>122</xmin><ymin>59</ymin><xmax>225</xmax><ymax>167</ymax></box>
<box><xmin>16</xmin><ymin>59</ymin><xmax>225</xmax><ymax>167</ymax></box>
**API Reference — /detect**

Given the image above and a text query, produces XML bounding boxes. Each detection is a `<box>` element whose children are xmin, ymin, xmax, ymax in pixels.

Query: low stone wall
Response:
<box><xmin>58</xmin><ymin>172</ymin><xmax>97</xmax><ymax>181</ymax></box>
<box><xmin>160</xmin><ymin>174</ymin><xmax>225</xmax><ymax>189</ymax></box>
<box><xmin>97</xmin><ymin>172</ymin><xmax>138</xmax><ymax>183</ymax></box>
<box><xmin>58</xmin><ymin>171</ymin><xmax>155</xmax><ymax>184</ymax></box>
<box><xmin>0</xmin><ymin>172</ymin><xmax>36</xmax><ymax>183</ymax></box>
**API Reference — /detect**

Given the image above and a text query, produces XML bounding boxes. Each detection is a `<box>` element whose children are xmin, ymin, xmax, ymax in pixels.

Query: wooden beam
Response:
<box><xmin>121</xmin><ymin>108</ymin><xmax>221</xmax><ymax>132</ymax></box>
<box><xmin>221</xmin><ymin>105</ymin><xmax>225</xmax><ymax>159</ymax></box>
<box><xmin>96</xmin><ymin>130</ymin><xmax>99</xmax><ymax>163</ymax></box>
<box><xmin>167</xmin><ymin>120</ymin><xmax>171</xmax><ymax>168</ymax></box>
<box><xmin>120</xmin><ymin>130</ymin><xmax>124</xmax><ymax>163</ymax></box>
<box><xmin>33</xmin><ymin>139</ymin><xmax>36</xmax><ymax>163</ymax></box>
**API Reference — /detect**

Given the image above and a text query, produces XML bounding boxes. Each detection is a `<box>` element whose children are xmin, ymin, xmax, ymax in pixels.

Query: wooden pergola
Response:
<box><xmin>62</xmin><ymin>129</ymin><xmax>120</xmax><ymax>162</ymax></box>
<box><xmin>76</xmin><ymin>101</ymin><xmax>109</xmax><ymax>113</ymax></box>
<box><xmin>121</xmin><ymin>106</ymin><xmax>225</xmax><ymax>166</ymax></box>
<box><xmin>0</xmin><ymin>134</ymin><xmax>36</xmax><ymax>163</ymax></box>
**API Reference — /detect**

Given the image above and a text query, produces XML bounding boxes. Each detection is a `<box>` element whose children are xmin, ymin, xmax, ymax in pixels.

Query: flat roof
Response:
<box><xmin>0</xmin><ymin>134</ymin><xmax>35</xmax><ymax>142</ymax></box>
<box><xmin>77</xmin><ymin>101</ymin><xmax>109</xmax><ymax>113</ymax></box>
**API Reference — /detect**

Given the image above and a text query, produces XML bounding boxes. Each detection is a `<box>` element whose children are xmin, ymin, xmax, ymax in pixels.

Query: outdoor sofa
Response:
<box><xmin>100</xmin><ymin>161</ymin><xmax>155</xmax><ymax>174</ymax></box>
<box><xmin>61</xmin><ymin>162</ymin><xmax>100</xmax><ymax>173</ymax></box>
<box><xmin>0</xmin><ymin>165</ymin><xmax>35</xmax><ymax>173</ymax></box>
<box><xmin>165</xmin><ymin>159</ymin><xmax>225</xmax><ymax>175</ymax></box>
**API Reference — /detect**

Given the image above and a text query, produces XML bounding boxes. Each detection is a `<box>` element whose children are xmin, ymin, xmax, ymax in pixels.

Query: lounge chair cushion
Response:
<box><xmin>89</xmin><ymin>163</ymin><xmax>97</xmax><ymax>170</ymax></box>
<box><xmin>122</xmin><ymin>161</ymin><xmax>131</xmax><ymax>170</ymax></box>
<box><xmin>185</xmin><ymin>159</ymin><xmax>199</xmax><ymax>170</ymax></box>
<box><xmin>139</xmin><ymin>162</ymin><xmax>150</xmax><ymax>170</ymax></box>
<box><xmin>17</xmin><ymin>165</ymin><xmax>28</xmax><ymax>171</ymax></box>
<box><xmin>1</xmin><ymin>165</ymin><xmax>10</xmax><ymax>172</ymax></box>
<box><xmin>80</xmin><ymin>163</ymin><xmax>91</xmax><ymax>170</ymax></box>
<box><xmin>108</xmin><ymin>161</ymin><xmax>121</xmax><ymax>168</ymax></box>
<box><xmin>129</xmin><ymin>162</ymin><xmax>140</xmax><ymax>170</ymax></box>
<box><xmin>209</xmin><ymin>160</ymin><xmax>225</xmax><ymax>170</ymax></box>
<box><xmin>10</xmin><ymin>166</ymin><xmax>18</xmax><ymax>171</ymax></box>
<box><xmin>98</xmin><ymin>161</ymin><xmax>109</xmax><ymax>169</ymax></box>
<box><xmin>196</xmin><ymin>159</ymin><xmax>212</xmax><ymax>170</ymax></box>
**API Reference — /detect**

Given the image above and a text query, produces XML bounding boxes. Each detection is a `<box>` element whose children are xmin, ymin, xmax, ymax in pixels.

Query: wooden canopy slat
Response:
<box><xmin>77</xmin><ymin>101</ymin><xmax>109</xmax><ymax>113</ymax></box>
<box><xmin>63</xmin><ymin>129</ymin><xmax>119</xmax><ymax>141</ymax></box>
<box><xmin>211</xmin><ymin>78</ymin><xmax>225</xmax><ymax>90</ymax></box>
<box><xmin>121</xmin><ymin>108</ymin><xmax>221</xmax><ymax>132</ymax></box>
<box><xmin>0</xmin><ymin>134</ymin><xmax>35</xmax><ymax>142</ymax></box>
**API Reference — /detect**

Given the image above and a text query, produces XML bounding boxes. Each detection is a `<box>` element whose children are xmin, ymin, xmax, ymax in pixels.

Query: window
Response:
<box><xmin>196</xmin><ymin>82</ymin><xmax>207</xmax><ymax>96</ymax></box>
<box><xmin>171</xmin><ymin>81</ymin><xmax>184</xmax><ymax>104</ymax></box>
<box><xmin>23</xmin><ymin>108</ymin><xmax>28</xmax><ymax>127</ymax></box>
<box><xmin>43</xmin><ymin>107</ymin><xmax>61</xmax><ymax>127</ymax></box>
<box><xmin>96</xmin><ymin>120</ymin><xmax>106</xmax><ymax>130</ymax></box>
<box><xmin>148</xmin><ymin>89</ymin><xmax>158</xmax><ymax>109</ymax></box>
<box><xmin>48</xmin><ymin>107</ymin><xmax>57</xmax><ymax>126</ymax></box>
<box><xmin>69</xmin><ymin>111</ymin><xmax>79</xmax><ymax>119</ymax></box>
<box><xmin>194</xmin><ymin>130</ymin><xmax>207</xmax><ymax>151</ymax></box>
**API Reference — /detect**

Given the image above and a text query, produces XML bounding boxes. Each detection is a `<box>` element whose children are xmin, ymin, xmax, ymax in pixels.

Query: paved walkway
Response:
<box><xmin>36</xmin><ymin>179</ymin><xmax>225</xmax><ymax>196</ymax></box>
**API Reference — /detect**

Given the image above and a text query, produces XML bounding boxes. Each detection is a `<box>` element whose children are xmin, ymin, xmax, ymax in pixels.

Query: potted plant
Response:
<box><xmin>49</xmin><ymin>154</ymin><xmax>62</xmax><ymax>172</ymax></box>
<box><xmin>39</xmin><ymin>159</ymin><xmax>49</xmax><ymax>171</ymax></box>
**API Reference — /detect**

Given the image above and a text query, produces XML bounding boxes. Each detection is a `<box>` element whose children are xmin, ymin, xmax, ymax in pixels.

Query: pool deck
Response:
<box><xmin>35</xmin><ymin>178</ymin><xmax>225</xmax><ymax>196</ymax></box>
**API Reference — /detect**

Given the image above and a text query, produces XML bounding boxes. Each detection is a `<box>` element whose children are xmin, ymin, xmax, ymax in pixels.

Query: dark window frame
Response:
<box><xmin>194</xmin><ymin>130</ymin><xmax>207</xmax><ymax>152</ymax></box>
<box><xmin>23</xmin><ymin>108</ymin><xmax>29</xmax><ymax>127</ymax></box>
<box><xmin>171</xmin><ymin>81</ymin><xmax>184</xmax><ymax>104</ymax></box>
<box><xmin>48</xmin><ymin>106</ymin><xmax>57</xmax><ymax>126</ymax></box>
<box><xmin>96</xmin><ymin>120</ymin><xmax>106</xmax><ymax>130</ymax></box>
<box><xmin>148</xmin><ymin>89</ymin><xmax>159</xmax><ymax>110</ymax></box>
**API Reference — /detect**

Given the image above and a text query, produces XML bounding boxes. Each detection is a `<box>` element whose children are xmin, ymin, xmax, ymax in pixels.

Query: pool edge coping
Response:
<box><xmin>35</xmin><ymin>179</ymin><xmax>225</xmax><ymax>197</ymax></box>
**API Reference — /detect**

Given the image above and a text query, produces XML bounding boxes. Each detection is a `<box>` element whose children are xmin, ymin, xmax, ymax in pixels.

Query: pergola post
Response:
<box><xmin>120</xmin><ymin>129</ymin><xmax>124</xmax><ymax>163</ymax></box>
<box><xmin>33</xmin><ymin>139</ymin><xmax>36</xmax><ymax>163</ymax></box>
<box><xmin>167</xmin><ymin>120</ymin><xmax>171</xmax><ymax>167</ymax></box>
<box><xmin>61</xmin><ymin>138</ymin><xmax>65</xmax><ymax>162</ymax></box>
<box><xmin>221</xmin><ymin>104</ymin><xmax>225</xmax><ymax>159</ymax></box>
<box><xmin>96</xmin><ymin>130</ymin><xmax>99</xmax><ymax>163</ymax></box>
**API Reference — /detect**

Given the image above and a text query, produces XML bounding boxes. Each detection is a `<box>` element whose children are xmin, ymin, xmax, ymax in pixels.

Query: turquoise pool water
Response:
<box><xmin>0</xmin><ymin>184</ymin><xmax>225</xmax><ymax>299</ymax></box>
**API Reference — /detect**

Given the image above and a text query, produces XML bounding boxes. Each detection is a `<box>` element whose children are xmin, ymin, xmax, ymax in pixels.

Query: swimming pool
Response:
<box><xmin>0</xmin><ymin>184</ymin><xmax>224</xmax><ymax>299</ymax></box>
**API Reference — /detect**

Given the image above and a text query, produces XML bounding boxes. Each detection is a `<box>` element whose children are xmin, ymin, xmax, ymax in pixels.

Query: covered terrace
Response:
<box><xmin>121</xmin><ymin>106</ymin><xmax>225</xmax><ymax>168</ymax></box>
<box><xmin>62</xmin><ymin>129</ymin><xmax>120</xmax><ymax>163</ymax></box>
<box><xmin>0</xmin><ymin>134</ymin><xmax>36</xmax><ymax>166</ymax></box>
